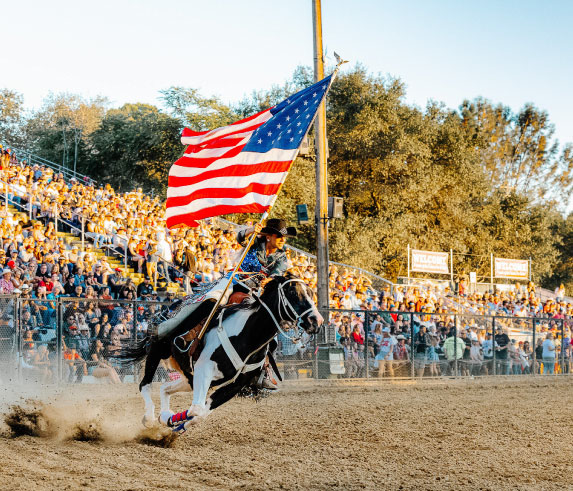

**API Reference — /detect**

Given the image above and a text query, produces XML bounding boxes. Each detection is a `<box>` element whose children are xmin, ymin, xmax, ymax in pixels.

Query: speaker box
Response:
<box><xmin>328</xmin><ymin>197</ymin><xmax>343</xmax><ymax>219</ymax></box>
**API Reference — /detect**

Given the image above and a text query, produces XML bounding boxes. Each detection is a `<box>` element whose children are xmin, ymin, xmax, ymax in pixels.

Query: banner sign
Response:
<box><xmin>411</xmin><ymin>249</ymin><xmax>449</xmax><ymax>275</ymax></box>
<box><xmin>494</xmin><ymin>257</ymin><xmax>529</xmax><ymax>279</ymax></box>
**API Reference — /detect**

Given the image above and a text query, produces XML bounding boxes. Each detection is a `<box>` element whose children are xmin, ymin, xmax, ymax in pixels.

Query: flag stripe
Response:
<box><xmin>168</xmin><ymin>160</ymin><xmax>293</xmax><ymax>188</ymax></box>
<box><xmin>181</xmin><ymin>109</ymin><xmax>271</xmax><ymax>145</ymax></box>
<box><xmin>166</xmin><ymin>181</ymin><xmax>283</xmax><ymax>208</ymax></box>
<box><xmin>166</xmin><ymin>192</ymin><xmax>276</xmax><ymax>219</ymax></box>
<box><xmin>173</xmin><ymin>144</ymin><xmax>248</xmax><ymax>169</ymax></box>
<box><xmin>167</xmin><ymin>170</ymin><xmax>288</xmax><ymax>198</ymax></box>
<box><xmin>169</xmin><ymin>149</ymin><xmax>297</xmax><ymax>178</ymax></box>
<box><xmin>166</xmin><ymin>202</ymin><xmax>269</xmax><ymax>229</ymax></box>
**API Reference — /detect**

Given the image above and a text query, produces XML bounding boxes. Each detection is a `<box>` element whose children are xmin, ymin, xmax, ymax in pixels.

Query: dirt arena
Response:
<box><xmin>0</xmin><ymin>377</ymin><xmax>571</xmax><ymax>490</ymax></box>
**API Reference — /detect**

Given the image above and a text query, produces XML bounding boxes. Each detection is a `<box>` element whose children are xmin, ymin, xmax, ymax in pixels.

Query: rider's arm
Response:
<box><xmin>237</xmin><ymin>223</ymin><xmax>263</xmax><ymax>246</ymax></box>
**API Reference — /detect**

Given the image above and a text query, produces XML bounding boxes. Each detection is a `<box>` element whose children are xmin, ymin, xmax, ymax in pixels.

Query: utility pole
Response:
<box><xmin>312</xmin><ymin>0</ymin><xmax>329</xmax><ymax>312</ymax></box>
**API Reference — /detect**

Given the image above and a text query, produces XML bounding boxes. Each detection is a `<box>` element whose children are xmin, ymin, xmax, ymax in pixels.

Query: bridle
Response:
<box><xmin>254</xmin><ymin>278</ymin><xmax>317</xmax><ymax>342</ymax></box>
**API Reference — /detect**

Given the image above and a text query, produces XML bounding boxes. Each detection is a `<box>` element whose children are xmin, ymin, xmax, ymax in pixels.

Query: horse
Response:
<box><xmin>116</xmin><ymin>274</ymin><xmax>323</xmax><ymax>432</ymax></box>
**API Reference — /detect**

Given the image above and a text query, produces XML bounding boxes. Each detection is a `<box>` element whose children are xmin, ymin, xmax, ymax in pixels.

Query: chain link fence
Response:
<box><xmin>2</xmin><ymin>297</ymin><xmax>572</xmax><ymax>384</ymax></box>
<box><xmin>274</xmin><ymin>309</ymin><xmax>572</xmax><ymax>381</ymax></box>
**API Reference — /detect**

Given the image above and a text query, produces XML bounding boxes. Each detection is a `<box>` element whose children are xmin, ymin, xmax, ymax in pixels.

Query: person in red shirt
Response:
<box><xmin>351</xmin><ymin>325</ymin><xmax>364</xmax><ymax>345</ymax></box>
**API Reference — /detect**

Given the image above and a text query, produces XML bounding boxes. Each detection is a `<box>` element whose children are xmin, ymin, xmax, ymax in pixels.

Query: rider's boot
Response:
<box><xmin>257</xmin><ymin>358</ymin><xmax>279</xmax><ymax>390</ymax></box>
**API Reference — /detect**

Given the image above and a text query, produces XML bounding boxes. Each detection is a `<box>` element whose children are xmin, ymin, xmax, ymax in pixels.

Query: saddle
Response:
<box><xmin>175</xmin><ymin>291</ymin><xmax>251</xmax><ymax>360</ymax></box>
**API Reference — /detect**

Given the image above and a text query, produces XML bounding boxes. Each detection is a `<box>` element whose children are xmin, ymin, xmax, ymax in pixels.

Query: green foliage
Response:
<box><xmin>460</xmin><ymin>98</ymin><xmax>573</xmax><ymax>204</ymax></box>
<box><xmin>88</xmin><ymin>104</ymin><xmax>182</xmax><ymax>192</ymax></box>
<box><xmin>0</xmin><ymin>89</ymin><xmax>25</xmax><ymax>147</ymax></box>
<box><xmin>160</xmin><ymin>87</ymin><xmax>237</xmax><ymax>130</ymax></box>
<box><xmin>3</xmin><ymin>64</ymin><xmax>573</xmax><ymax>289</ymax></box>
<box><xmin>24</xmin><ymin>93</ymin><xmax>108</xmax><ymax>170</ymax></box>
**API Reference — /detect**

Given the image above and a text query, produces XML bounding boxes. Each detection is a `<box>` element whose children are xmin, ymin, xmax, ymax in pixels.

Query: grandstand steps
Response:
<box><xmin>4</xmin><ymin>194</ymin><xmax>187</xmax><ymax>298</ymax></box>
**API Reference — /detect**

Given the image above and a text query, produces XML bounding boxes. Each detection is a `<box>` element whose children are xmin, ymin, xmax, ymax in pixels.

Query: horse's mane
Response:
<box><xmin>215</xmin><ymin>276</ymin><xmax>286</xmax><ymax>324</ymax></box>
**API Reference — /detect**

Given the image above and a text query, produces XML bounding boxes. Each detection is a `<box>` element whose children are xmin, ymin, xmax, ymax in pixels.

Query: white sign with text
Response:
<box><xmin>494</xmin><ymin>257</ymin><xmax>529</xmax><ymax>279</ymax></box>
<box><xmin>411</xmin><ymin>249</ymin><xmax>450</xmax><ymax>275</ymax></box>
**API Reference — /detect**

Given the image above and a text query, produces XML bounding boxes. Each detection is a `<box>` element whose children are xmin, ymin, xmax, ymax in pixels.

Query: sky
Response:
<box><xmin>2</xmin><ymin>0</ymin><xmax>572</xmax><ymax>147</ymax></box>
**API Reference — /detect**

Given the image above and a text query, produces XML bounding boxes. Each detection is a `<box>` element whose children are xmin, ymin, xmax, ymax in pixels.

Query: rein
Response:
<box><xmin>253</xmin><ymin>278</ymin><xmax>315</xmax><ymax>342</ymax></box>
<box><xmin>214</xmin><ymin>278</ymin><xmax>315</xmax><ymax>388</ymax></box>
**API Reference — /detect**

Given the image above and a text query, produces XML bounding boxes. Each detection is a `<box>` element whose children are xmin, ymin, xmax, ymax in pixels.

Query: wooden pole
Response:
<box><xmin>312</xmin><ymin>0</ymin><xmax>329</xmax><ymax>312</ymax></box>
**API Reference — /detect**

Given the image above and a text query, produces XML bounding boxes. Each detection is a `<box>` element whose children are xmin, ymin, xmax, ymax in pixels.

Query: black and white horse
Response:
<box><xmin>117</xmin><ymin>274</ymin><xmax>323</xmax><ymax>432</ymax></box>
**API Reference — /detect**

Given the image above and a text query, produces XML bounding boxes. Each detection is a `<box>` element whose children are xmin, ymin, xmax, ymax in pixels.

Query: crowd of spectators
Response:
<box><xmin>327</xmin><ymin>307</ymin><xmax>573</xmax><ymax>378</ymax></box>
<box><xmin>3</xmin><ymin>145</ymin><xmax>573</xmax><ymax>383</ymax></box>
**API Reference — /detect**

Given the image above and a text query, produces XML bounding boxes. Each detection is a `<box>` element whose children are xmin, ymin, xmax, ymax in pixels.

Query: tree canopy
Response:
<box><xmin>2</xmin><ymin>65</ymin><xmax>572</xmax><ymax>290</ymax></box>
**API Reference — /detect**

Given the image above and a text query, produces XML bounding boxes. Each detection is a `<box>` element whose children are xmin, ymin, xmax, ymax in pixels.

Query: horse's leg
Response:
<box><xmin>158</xmin><ymin>376</ymin><xmax>192</xmax><ymax>424</ymax></box>
<box><xmin>139</xmin><ymin>340</ymin><xmax>169</xmax><ymax>426</ymax></box>
<box><xmin>208</xmin><ymin>378</ymin><xmax>248</xmax><ymax>411</ymax></box>
<box><xmin>158</xmin><ymin>357</ymin><xmax>192</xmax><ymax>424</ymax></box>
<box><xmin>175</xmin><ymin>377</ymin><xmax>247</xmax><ymax>432</ymax></box>
<box><xmin>185</xmin><ymin>359</ymin><xmax>218</xmax><ymax>421</ymax></box>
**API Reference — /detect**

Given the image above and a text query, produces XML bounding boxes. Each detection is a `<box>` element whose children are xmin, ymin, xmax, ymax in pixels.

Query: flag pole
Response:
<box><xmin>185</xmin><ymin>65</ymin><xmax>345</xmax><ymax>350</ymax></box>
<box><xmin>187</xmin><ymin>210</ymin><xmax>269</xmax><ymax>349</ymax></box>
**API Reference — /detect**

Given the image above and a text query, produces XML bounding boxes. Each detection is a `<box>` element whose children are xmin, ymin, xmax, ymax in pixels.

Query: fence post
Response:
<box><xmin>454</xmin><ymin>315</ymin><xmax>458</xmax><ymax>377</ymax></box>
<box><xmin>410</xmin><ymin>312</ymin><xmax>415</xmax><ymax>378</ymax></box>
<box><xmin>14</xmin><ymin>296</ymin><xmax>21</xmax><ymax>384</ymax></box>
<box><xmin>532</xmin><ymin>318</ymin><xmax>537</xmax><ymax>376</ymax></box>
<box><xmin>132</xmin><ymin>299</ymin><xmax>138</xmax><ymax>383</ymax></box>
<box><xmin>124</xmin><ymin>236</ymin><xmax>128</xmax><ymax>270</ymax></box>
<box><xmin>560</xmin><ymin>319</ymin><xmax>565</xmax><ymax>375</ymax></box>
<box><xmin>492</xmin><ymin>316</ymin><xmax>496</xmax><ymax>376</ymax></box>
<box><xmin>364</xmin><ymin>312</ymin><xmax>370</xmax><ymax>379</ymax></box>
<box><xmin>57</xmin><ymin>299</ymin><xmax>63</xmax><ymax>383</ymax></box>
<box><xmin>313</xmin><ymin>333</ymin><xmax>318</xmax><ymax>380</ymax></box>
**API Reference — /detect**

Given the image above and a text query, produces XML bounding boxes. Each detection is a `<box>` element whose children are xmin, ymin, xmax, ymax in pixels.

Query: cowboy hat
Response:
<box><xmin>260</xmin><ymin>218</ymin><xmax>297</xmax><ymax>238</ymax></box>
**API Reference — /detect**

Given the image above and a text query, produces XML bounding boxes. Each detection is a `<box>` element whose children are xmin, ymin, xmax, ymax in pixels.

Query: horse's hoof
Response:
<box><xmin>159</xmin><ymin>410</ymin><xmax>174</xmax><ymax>426</ymax></box>
<box><xmin>142</xmin><ymin>414</ymin><xmax>156</xmax><ymax>428</ymax></box>
<box><xmin>171</xmin><ymin>422</ymin><xmax>187</xmax><ymax>435</ymax></box>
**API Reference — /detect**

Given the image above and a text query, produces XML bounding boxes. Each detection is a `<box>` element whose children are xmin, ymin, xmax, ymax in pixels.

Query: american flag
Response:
<box><xmin>165</xmin><ymin>74</ymin><xmax>333</xmax><ymax>228</ymax></box>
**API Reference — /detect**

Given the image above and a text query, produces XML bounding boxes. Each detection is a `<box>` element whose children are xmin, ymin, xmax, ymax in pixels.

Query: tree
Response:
<box><xmin>25</xmin><ymin>93</ymin><xmax>108</xmax><ymax>172</ymax></box>
<box><xmin>0</xmin><ymin>89</ymin><xmax>25</xmax><ymax>147</ymax></box>
<box><xmin>160</xmin><ymin>87</ymin><xmax>237</xmax><ymax>130</ymax></box>
<box><xmin>88</xmin><ymin>103</ymin><xmax>182</xmax><ymax>192</ymax></box>
<box><xmin>460</xmin><ymin>98</ymin><xmax>573</xmax><ymax>206</ymax></box>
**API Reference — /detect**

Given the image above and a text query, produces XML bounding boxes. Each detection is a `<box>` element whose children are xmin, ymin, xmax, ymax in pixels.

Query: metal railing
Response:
<box><xmin>1</xmin><ymin>144</ymin><xmax>95</xmax><ymax>185</ymax></box>
<box><xmin>3</xmin><ymin>297</ymin><xmax>571</xmax><ymax>384</ymax></box>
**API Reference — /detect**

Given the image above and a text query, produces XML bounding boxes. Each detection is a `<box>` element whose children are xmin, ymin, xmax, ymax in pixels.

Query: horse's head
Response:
<box><xmin>262</xmin><ymin>273</ymin><xmax>324</xmax><ymax>334</ymax></box>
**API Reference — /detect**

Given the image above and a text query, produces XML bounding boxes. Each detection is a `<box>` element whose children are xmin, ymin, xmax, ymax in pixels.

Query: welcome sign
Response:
<box><xmin>411</xmin><ymin>249</ymin><xmax>450</xmax><ymax>275</ymax></box>
<box><xmin>494</xmin><ymin>257</ymin><xmax>529</xmax><ymax>279</ymax></box>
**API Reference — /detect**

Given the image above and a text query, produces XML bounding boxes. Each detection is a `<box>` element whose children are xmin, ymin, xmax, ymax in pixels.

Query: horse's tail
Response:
<box><xmin>115</xmin><ymin>334</ymin><xmax>152</xmax><ymax>365</ymax></box>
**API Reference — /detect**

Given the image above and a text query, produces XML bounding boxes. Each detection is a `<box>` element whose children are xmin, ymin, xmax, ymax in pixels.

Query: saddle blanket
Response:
<box><xmin>157</xmin><ymin>273</ymin><xmax>234</xmax><ymax>339</ymax></box>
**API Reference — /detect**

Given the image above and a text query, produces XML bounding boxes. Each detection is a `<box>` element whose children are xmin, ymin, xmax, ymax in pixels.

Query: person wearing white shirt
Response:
<box><xmin>375</xmin><ymin>328</ymin><xmax>397</xmax><ymax>377</ymax></box>
<box><xmin>542</xmin><ymin>333</ymin><xmax>556</xmax><ymax>375</ymax></box>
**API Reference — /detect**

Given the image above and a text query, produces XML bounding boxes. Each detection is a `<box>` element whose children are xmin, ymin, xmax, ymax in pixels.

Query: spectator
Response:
<box><xmin>375</xmin><ymin>327</ymin><xmax>397</xmax><ymax>377</ymax></box>
<box><xmin>542</xmin><ymin>333</ymin><xmax>556</xmax><ymax>375</ymax></box>
<box><xmin>494</xmin><ymin>328</ymin><xmax>511</xmax><ymax>375</ymax></box>
<box><xmin>137</xmin><ymin>275</ymin><xmax>154</xmax><ymax>299</ymax></box>
<box><xmin>443</xmin><ymin>330</ymin><xmax>465</xmax><ymax>375</ymax></box>
<box><xmin>89</xmin><ymin>339</ymin><xmax>121</xmax><ymax>383</ymax></box>
<box><xmin>469</xmin><ymin>339</ymin><xmax>483</xmax><ymax>376</ymax></box>
<box><xmin>0</xmin><ymin>268</ymin><xmax>14</xmax><ymax>293</ymax></box>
